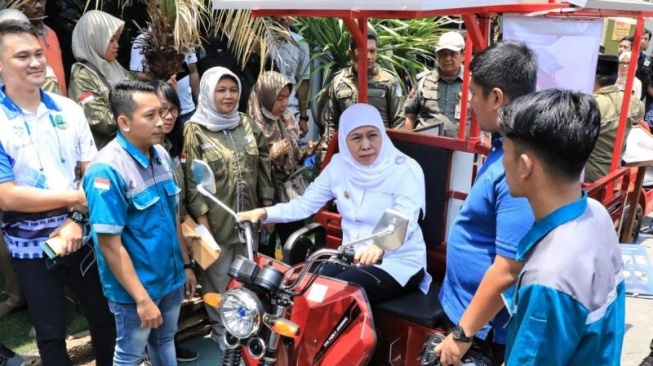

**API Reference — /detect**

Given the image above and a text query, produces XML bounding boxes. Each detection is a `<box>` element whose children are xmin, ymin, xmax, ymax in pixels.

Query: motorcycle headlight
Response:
<box><xmin>219</xmin><ymin>287</ymin><xmax>265</xmax><ymax>338</ymax></box>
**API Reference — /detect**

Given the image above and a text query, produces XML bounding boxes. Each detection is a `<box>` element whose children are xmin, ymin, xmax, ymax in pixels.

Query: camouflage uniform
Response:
<box><xmin>182</xmin><ymin>114</ymin><xmax>275</xmax><ymax>247</ymax></box>
<box><xmin>404</xmin><ymin>67</ymin><xmax>470</xmax><ymax>137</ymax></box>
<box><xmin>585</xmin><ymin>84</ymin><xmax>644</xmax><ymax>183</ymax></box>
<box><xmin>320</xmin><ymin>65</ymin><xmax>405</xmax><ymax>158</ymax></box>
<box><xmin>68</xmin><ymin>63</ymin><xmax>133</xmax><ymax>150</ymax></box>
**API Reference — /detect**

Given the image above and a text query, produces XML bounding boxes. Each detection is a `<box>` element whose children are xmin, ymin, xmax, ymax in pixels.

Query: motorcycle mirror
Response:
<box><xmin>371</xmin><ymin>209</ymin><xmax>409</xmax><ymax>251</ymax></box>
<box><xmin>191</xmin><ymin>160</ymin><xmax>217</xmax><ymax>194</ymax></box>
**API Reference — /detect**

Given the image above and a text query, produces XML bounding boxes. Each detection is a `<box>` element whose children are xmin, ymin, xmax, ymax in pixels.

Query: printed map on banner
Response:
<box><xmin>503</xmin><ymin>16</ymin><xmax>602</xmax><ymax>94</ymax></box>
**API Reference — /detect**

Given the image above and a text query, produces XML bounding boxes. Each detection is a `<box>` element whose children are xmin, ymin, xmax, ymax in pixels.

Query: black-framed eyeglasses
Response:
<box><xmin>27</xmin><ymin>0</ymin><xmax>46</xmax><ymax>6</ymax></box>
<box><xmin>159</xmin><ymin>107</ymin><xmax>179</xmax><ymax>118</ymax></box>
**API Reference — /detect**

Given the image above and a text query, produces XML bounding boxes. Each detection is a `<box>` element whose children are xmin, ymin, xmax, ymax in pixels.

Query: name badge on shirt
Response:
<box><xmin>455</xmin><ymin>103</ymin><xmax>461</xmax><ymax>120</ymax></box>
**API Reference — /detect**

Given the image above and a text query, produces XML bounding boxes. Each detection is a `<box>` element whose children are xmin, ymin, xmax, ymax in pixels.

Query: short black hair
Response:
<box><xmin>150</xmin><ymin>80</ymin><xmax>183</xmax><ymax>158</ymax></box>
<box><xmin>109</xmin><ymin>80</ymin><xmax>157</xmax><ymax>121</ymax></box>
<box><xmin>0</xmin><ymin>20</ymin><xmax>39</xmax><ymax>48</ymax></box>
<box><xmin>350</xmin><ymin>29</ymin><xmax>378</xmax><ymax>50</ymax></box>
<box><xmin>596</xmin><ymin>73</ymin><xmax>618</xmax><ymax>87</ymax></box>
<box><xmin>469</xmin><ymin>40</ymin><xmax>537</xmax><ymax>102</ymax></box>
<box><xmin>644</xmin><ymin>28</ymin><xmax>652</xmax><ymax>39</ymax></box>
<box><xmin>498</xmin><ymin>89</ymin><xmax>601</xmax><ymax>182</ymax></box>
<box><xmin>621</xmin><ymin>35</ymin><xmax>634</xmax><ymax>44</ymax></box>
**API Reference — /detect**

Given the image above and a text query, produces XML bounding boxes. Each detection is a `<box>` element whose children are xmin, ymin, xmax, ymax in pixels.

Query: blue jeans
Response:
<box><xmin>108</xmin><ymin>286</ymin><xmax>183</xmax><ymax>366</ymax></box>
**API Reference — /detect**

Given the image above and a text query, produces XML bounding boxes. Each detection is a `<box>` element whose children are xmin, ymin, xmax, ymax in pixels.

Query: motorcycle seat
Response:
<box><xmin>375</xmin><ymin>281</ymin><xmax>445</xmax><ymax>329</ymax></box>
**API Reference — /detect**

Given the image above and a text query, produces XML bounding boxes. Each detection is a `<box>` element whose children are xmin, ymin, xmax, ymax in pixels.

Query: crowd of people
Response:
<box><xmin>0</xmin><ymin>4</ymin><xmax>649</xmax><ymax>366</ymax></box>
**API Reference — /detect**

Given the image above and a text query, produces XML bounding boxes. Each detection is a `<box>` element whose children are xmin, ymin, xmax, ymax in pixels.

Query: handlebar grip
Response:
<box><xmin>341</xmin><ymin>246</ymin><xmax>383</xmax><ymax>265</ymax></box>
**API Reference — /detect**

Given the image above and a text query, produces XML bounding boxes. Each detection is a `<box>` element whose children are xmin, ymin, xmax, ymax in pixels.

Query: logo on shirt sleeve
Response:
<box><xmin>78</xmin><ymin>91</ymin><xmax>94</xmax><ymax>106</ymax></box>
<box><xmin>94</xmin><ymin>177</ymin><xmax>110</xmax><ymax>190</ymax></box>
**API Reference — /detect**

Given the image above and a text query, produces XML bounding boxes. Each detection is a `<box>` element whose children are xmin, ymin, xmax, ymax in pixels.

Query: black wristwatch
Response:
<box><xmin>452</xmin><ymin>325</ymin><xmax>474</xmax><ymax>343</ymax></box>
<box><xmin>299</xmin><ymin>115</ymin><xmax>309</xmax><ymax>122</ymax></box>
<box><xmin>67</xmin><ymin>210</ymin><xmax>86</xmax><ymax>225</ymax></box>
<box><xmin>183</xmin><ymin>261</ymin><xmax>195</xmax><ymax>270</ymax></box>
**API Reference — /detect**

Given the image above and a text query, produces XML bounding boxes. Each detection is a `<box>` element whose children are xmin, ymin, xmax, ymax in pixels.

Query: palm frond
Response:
<box><xmin>211</xmin><ymin>8</ymin><xmax>272</xmax><ymax>70</ymax></box>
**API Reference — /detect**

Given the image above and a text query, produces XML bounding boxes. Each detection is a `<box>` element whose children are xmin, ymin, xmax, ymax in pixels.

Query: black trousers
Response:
<box><xmin>320</xmin><ymin>262</ymin><xmax>424</xmax><ymax>303</ymax></box>
<box><xmin>13</xmin><ymin>245</ymin><xmax>116</xmax><ymax>366</ymax></box>
<box><xmin>258</xmin><ymin>220</ymin><xmax>306</xmax><ymax>258</ymax></box>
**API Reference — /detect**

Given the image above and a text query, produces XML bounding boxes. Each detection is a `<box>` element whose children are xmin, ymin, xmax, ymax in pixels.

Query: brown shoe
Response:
<box><xmin>0</xmin><ymin>298</ymin><xmax>24</xmax><ymax>319</ymax></box>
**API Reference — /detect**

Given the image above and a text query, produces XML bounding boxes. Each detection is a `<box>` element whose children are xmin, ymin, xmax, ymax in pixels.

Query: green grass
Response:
<box><xmin>0</xmin><ymin>273</ymin><xmax>90</xmax><ymax>355</ymax></box>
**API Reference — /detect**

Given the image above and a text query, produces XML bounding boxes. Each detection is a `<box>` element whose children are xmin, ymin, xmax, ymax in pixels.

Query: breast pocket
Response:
<box><xmin>130</xmin><ymin>187</ymin><xmax>162</xmax><ymax>239</ymax></box>
<box><xmin>421</xmin><ymin>87</ymin><xmax>441</xmax><ymax>111</ymax></box>
<box><xmin>204</xmin><ymin>151</ymin><xmax>226</xmax><ymax>182</ymax></box>
<box><xmin>162</xmin><ymin>179</ymin><xmax>181</xmax><ymax>208</ymax></box>
<box><xmin>368</xmin><ymin>87</ymin><xmax>386</xmax><ymax>105</ymax></box>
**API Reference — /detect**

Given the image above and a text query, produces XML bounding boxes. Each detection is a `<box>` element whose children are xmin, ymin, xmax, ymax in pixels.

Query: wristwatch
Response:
<box><xmin>183</xmin><ymin>261</ymin><xmax>195</xmax><ymax>270</ymax></box>
<box><xmin>299</xmin><ymin>115</ymin><xmax>309</xmax><ymax>122</ymax></box>
<box><xmin>67</xmin><ymin>210</ymin><xmax>86</xmax><ymax>225</ymax></box>
<box><xmin>452</xmin><ymin>325</ymin><xmax>474</xmax><ymax>343</ymax></box>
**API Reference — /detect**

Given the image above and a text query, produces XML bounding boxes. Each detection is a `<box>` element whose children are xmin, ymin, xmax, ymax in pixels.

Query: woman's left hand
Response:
<box><xmin>355</xmin><ymin>244</ymin><xmax>384</xmax><ymax>266</ymax></box>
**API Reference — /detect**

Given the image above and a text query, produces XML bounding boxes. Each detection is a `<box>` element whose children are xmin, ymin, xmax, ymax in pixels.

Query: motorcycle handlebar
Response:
<box><xmin>284</xmin><ymin>246</ymin><xmax>383</xmax><ymax>292</ymax></box>
<box><xmin>237</xmin><ymin>220</ymin><xmax>255</xmax><ymax>261</ymax></box>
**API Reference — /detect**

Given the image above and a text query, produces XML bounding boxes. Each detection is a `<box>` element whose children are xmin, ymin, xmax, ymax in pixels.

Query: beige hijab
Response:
<box><xmin>247</xmin><ymin>71</ymin><xmax>301</xmax><ymax>175</ymax></box>
<box><xmin>247</xmin><ymin>71</ymin><xmax>295</xmax><ymax>126</ymax></box>
<box><xmin>72</xmin><ymin>10</ymin><xmax>126</xmax><ymax>85</ymax></box>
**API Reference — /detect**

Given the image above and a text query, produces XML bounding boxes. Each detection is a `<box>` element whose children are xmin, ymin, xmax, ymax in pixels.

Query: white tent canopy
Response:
<box><xmin>211</xmin><ymin>0</ymin><xmax>653</xmax><ymax>14</ymax></box>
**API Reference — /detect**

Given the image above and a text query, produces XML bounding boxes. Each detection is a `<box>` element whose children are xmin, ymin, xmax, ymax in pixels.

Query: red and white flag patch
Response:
<box><xmin>180</xmin><ymin>153</ymin><xmax>187</xmax><ymax>164</ymax></box>
<box><xmin>78</xmin><ymin>91</ymin><xmax>94</xmax><ymax>106</ymax></box>
<box><xmin>94</xmin><ymin>177</ymin><xmax>110</xmax><ymax>190</ymax></box>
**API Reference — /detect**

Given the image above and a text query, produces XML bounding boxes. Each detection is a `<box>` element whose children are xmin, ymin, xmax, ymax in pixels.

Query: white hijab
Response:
<box><xmin>335</xmin><ymin>103</ymin><xmax>426</xmax><ymax>213</ymax></box>
<box><xmin>72</xmin><ymin>10</ymin><xmax>126</xmax><ymax>85</ymax></box>
<box><xmin>190</xmin><ymin>67</ymin><xmax>242</xmax><ymax>132</ymax></box>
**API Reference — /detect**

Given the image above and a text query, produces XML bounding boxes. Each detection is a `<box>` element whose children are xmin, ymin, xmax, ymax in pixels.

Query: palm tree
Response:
<box><xmin>85</xmin><ymin>0</ymin><xmax>208</xmax><ymax>80</ymax></box>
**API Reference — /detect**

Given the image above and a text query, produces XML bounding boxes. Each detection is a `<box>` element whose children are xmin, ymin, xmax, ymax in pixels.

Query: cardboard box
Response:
<box><xmin>182</xmin><ymin>217</ymin><xmax>221</xmax><ymax>269</ymax></box>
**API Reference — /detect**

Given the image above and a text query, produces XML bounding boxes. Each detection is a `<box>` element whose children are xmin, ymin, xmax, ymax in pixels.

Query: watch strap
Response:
<box><xmin>453</xmin><ymin>325</ymin><xmax>474</xmax><ymax>343</ymax></box>
<box><xmin>67</xmin><ymin>210</ymin><xmax>86</xmax><ymax>224</ymax></box>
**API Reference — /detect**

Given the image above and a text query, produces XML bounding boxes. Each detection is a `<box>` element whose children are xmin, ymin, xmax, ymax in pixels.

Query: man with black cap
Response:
<box><xmin>585</xmin><ymin>54</ymin><xmax>643</xmax><ymax>183</ymax></box>
<box><xmin>404</xmin><ymin>31</ymin><xmax>470</xmax><ymax>137</ymax></box>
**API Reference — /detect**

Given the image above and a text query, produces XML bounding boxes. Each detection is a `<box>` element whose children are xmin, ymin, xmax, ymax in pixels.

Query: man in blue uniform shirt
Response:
<box><xmin>435</xmin><ymin>41</ymin><xmax>537</xmax><ymax>366</ymax></box>
<box><xmin>84</xmin><ymin>80</ymin><xmax>196</xmax><ymax>366</ymax></box>
<box><xmin>498</xmin><ymin>89</ymin><xmax>625</xmax><ymax>365</ymax></box>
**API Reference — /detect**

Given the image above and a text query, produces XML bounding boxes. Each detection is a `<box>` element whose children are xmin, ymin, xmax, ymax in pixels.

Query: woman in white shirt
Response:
<box><xmin>238</xmin><ymin>103</ymin><xmax>431</xmax><ymax>303</ymax></box>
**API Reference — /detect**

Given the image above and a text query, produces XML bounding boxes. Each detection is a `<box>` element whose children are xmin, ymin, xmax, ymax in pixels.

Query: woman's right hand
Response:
<box><xmin>237</xmin><ymin>208</ymin><xmax>268</xmax><ymax>223</ymax></box>
<box><xmin>270</xmin><ymin>139</ymin><xmax>292</xmax><ymax>159</ymax></box>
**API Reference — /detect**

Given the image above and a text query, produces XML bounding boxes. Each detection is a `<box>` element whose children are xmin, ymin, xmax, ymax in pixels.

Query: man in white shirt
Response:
<box><xmin>269</xmin><ymin>16</ymin><xmax>311</xmax><ymax>139</ymax></box>
<box><xmin>0</xmin><ymin>20</ymin><xmax>115</xmax><ymax>366</ymax></box>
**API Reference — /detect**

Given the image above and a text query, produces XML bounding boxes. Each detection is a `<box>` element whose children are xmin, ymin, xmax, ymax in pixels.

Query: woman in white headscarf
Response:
<box><xmin>183</xmin><ymin>66</ymin><xmax>274</xmax><ymax>347</ymax></box>
<box><xmin>617</xmin><ymin>51</ymin><xmax>643</xmax><ymax>98</ymax></box>
<box><xmin>239</xmin><ymin>103</ymin><xmax>431</xmax><ymax>303</ymax></box>
<box><xmin>69</xmin><ymin>10</ymin><xmax>133</xmax><ymax>150</ymax></box>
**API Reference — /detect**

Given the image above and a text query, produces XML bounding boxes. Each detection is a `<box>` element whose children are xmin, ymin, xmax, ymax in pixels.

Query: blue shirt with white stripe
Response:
<box><xmin>505</xmin><ymin>192</ymin><xmax>625</xmax><ymax>365</ymax></box>
<box><xmin>84</xmin><ymin>133</ymin><xmax>185</xmax><ymax>303</ymax></box>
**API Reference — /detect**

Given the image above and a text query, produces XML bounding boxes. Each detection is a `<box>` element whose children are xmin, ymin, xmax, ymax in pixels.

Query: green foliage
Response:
<box><xmin>295</xmin><ymin>16</ymin><xmax>461</xmax><ymax>98</ymax></box>
<box><xmin>0</xmin><ymin>278</ymin><xmax>88</xmax><ymax>355</ymax></box>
